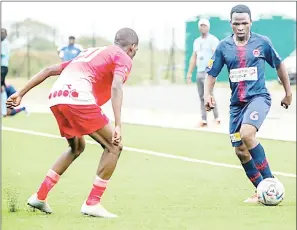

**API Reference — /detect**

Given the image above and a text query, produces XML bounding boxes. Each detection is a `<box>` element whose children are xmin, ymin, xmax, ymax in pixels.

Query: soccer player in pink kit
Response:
<box><xmin>6</xmin><ymin>28</ymin><xmax>139</xmax><ymax>218</ymax></box>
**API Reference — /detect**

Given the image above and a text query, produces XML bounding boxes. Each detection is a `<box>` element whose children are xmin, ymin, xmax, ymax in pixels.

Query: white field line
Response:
<box><xmin>2</xmin><ymin>126</ymin><xmax>296</xmax><ymax>178</ymax></box>
<box><xmin>21</xmin><ymin>104</ymin><xmax>297</xmax><ymax>142</ymax></box>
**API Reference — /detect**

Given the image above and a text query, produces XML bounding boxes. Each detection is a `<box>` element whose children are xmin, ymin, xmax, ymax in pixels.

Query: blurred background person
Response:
<box><xmin>186</xmin><ymin>19</ymin><xmax>221</xmax><ymax>128</ymax></box>
<box><xmin>57</xmin><ymin>36</ymin><xmax>83</xmax><ymax>61</ymax></box>
<box><xmin>1</xmin><ymin>28</ymin><xmax>10</xmax><ymax>117</ymax></box>
<box><xmin>5</xmin><ymin>83</ymin><xmax>28</xmax><ymax>116</ymax></box>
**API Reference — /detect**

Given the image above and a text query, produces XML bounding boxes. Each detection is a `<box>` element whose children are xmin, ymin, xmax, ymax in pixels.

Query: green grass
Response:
<box><xmin>2</xmin><ymin>114</ymin><xmax>296</xmax><ymax>230</ymax></box>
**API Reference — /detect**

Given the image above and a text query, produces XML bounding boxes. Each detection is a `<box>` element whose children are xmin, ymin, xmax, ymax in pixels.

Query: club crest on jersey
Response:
<box><xmin>124</xmin><ymin>67</ymin><xmax>130</xmax><ymax>79</ymax></box>
<box><xmin>253</xmin><ymin>49</ymin><xmax>260</xmax><ymax>57</ymax></box>
<box><xmin>207</xmin><ymin>59</ymin><xmax>214</xmax><ymax>68</ymax></box>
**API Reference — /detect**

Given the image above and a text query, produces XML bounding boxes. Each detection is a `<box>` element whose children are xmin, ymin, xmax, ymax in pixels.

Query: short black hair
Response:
<box><xmin>69</xmin><ymin>36</ymin><xmax>75</xmax><ymax>40</ymax></box>
<box><xmin>230</xmin><ymin>4</ymin><xmax>251</xmax><ymax>20</ymax></box>
<box><xmin>114</xmin><ymin>28</ymin><xmax>139</xmax><ymax>48</ymax></box>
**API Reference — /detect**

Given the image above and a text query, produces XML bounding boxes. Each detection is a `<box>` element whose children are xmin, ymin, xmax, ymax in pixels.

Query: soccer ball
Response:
<box><xmin>256</xmin><ymin>178</ymin><xmax>285</xmax><ymax>206</ymax></box>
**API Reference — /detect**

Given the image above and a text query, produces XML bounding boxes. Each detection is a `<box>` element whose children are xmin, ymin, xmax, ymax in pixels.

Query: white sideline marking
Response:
<box><xmin>2</xmin><ymin>126</ymin><xmax>296</xmax><ymax>178</ymax></box>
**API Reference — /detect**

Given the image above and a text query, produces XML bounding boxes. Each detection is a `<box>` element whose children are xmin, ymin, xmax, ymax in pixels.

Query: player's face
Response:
<box><xmin>69</xmin><ymin>38</ymin><xmax>75</xmax><ymax>45</ymax></box>
<box><xmin>127</xmin><ymin>44</ymin><xmax>139</xmax><ymax>59</ymax></box>
<box><xmin>199</xmin><ymin>24</ymin><xmax>209</xmax><ymax>35</ymax></box>
<box><xmin>231</xmin><ymin>13</ymin><xmax>251</xmax><ymax>41</ymax></box>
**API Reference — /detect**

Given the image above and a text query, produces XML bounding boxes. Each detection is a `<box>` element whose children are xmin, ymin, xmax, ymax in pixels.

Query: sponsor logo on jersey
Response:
<box><xmin>124</xmin><ymin>67</ymin><xmax>130</xmax><ymax>78</ymax></box>
<box><xmin>229</xmin><ymin>67</ymin><xmax>258</xmax><ymax>82</ymax></box>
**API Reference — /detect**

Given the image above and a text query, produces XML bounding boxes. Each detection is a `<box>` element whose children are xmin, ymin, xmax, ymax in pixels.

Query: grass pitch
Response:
<box><xmin>2</xmin><ymin>113</ymin><xmax>296</xmax><ymax>230</ymax></box>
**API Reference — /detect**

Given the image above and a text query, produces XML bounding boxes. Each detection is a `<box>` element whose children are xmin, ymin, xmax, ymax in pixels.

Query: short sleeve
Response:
<box><xmin>75</xmin><ymin>44</ymin><xmax>83</xmax><ymax>52</ymax></box>
<box><xmin>113</xmin><ymin>51</ymin><xmax>132</xmax><ymax>82</ymax></box>
<box><xmin>60</xmin><ymin>60</ymin><xmax>72</xmax><ymax>70</ymax></box>
<box><xmin>206</xmin><ymin>42</ymin><xmax>225</xmax><ymax>78</ymax></box>
<box><xmin>263</xmin><ymin>37</ymin><xmax>282</xmax><ymax>68</ymax></box>
<box><xmin>193</xmin><ymin>39</ymin><xmax>198</xmax><ymax>53</ymax></box>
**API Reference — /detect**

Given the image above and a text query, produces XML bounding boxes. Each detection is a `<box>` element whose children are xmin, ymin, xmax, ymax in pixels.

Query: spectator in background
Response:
<box><xmin>57</xmin><ymin>36</ymin><xmax>83</xmax><ymax>61</ymax></box>
<box><xmin>1</xmin><ymin>28</ymin><xmax>10</xmax><ymax>117</ymax></box>
<box><xmin>5</xmin><ymin>83</ymin><xmax>28</xmax><ymax>116</ymax></box>
<box><xmin>186</xmin><ymin>19</ymin><xmax>220</xmax><ymax>128</ymax></box>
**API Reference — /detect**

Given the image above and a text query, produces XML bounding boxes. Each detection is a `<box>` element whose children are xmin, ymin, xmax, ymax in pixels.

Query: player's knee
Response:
<box><xmin>77</xmin><ymin>144</ymin><xmax>85</xmax><ymax>155</ymax></box>
<box><xmin>70</xmin><ymin>144</ymin><xmax>85</xmax><ymax>159</ymax></box>
<box><xmin>235</xmin><ymin>145</ymin><xmax>250</xmax><ymax>162</ymax></box>
<box><xmin>240</xmin><ymin>127</ymin><xmax>256</xmax><ymax>145</ymax></box>
<box><xmin>110</xmin><ymin>143</ymin><xmax>123</xmax><ymax>157</ymax></box>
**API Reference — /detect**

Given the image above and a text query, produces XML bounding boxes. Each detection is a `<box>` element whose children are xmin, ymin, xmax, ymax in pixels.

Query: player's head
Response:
<box><xmin>68</xmin><ymin>36</ymin><xmax>75</xmax><ymax>45</ymax></box>
<box><xmin>230</xmin><ymin>4</ymin><xmax>252</xmax><ymax>41</ymax></box>
<box><xmin>198</xmin><ymin>18</ymin><xmax>210</xmax><ymax>35</ymax></box>
<box><xmin>114</xmin><ymin>28</ymin><xmax>139</xmax><ymax>59</ymax></box>
<box><xmin>1</xmin><ymin>28</ymin><xmax>7</xmax><ymax>41</ymax></box>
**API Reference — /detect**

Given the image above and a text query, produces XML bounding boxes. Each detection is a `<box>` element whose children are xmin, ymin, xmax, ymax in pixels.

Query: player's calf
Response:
<box><xmin>82</xmin><ymin>146</ymin><xmax>122</xmax><ymax>218</ymax></box>
<box><xmin>82</xmin><ymin>128</ymin><xmax>123</xmax><ymax>217</ymax></box>
<box><xmin>235</xmin><ymin>144</ymin><xmax>263</xmax><ymax>188</ymax></box>
<box><xmin>32</xmin><ymin>137</ymin><xmax>85</xmax><ymax>207</ymax></box>
<box><xmin>240</xmin><ymin>124</ymin><xmax>273</xmax><ymax>179</ymax></box>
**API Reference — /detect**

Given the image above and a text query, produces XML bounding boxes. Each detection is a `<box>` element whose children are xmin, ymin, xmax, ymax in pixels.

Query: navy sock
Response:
<box><xmin>249</xmin><ymin>143</ymin><xmax>273</xmax><ymax>179</ymax></box>
<box><xmin>10</xmin><ymin>107</ymin><xmax>26</xmax><ymax>116</ymax></box>
<box><xmin>242</xmin><ymin>159</ymin><xmax>263</xmax><ymax>187</ymax></box>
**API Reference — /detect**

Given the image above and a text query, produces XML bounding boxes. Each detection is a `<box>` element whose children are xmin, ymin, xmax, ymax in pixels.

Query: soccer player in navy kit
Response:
<box><xmin>204</xmin><ymin>5</ymin><xmax>292</xmax><ymax>203</ymax></box>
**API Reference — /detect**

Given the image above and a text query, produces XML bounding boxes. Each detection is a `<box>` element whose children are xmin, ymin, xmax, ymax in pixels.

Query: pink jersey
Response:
<box><xmin>49</xmin><ymin>45</ymin><xmax>132</xmax><ymax>107</ymax></box>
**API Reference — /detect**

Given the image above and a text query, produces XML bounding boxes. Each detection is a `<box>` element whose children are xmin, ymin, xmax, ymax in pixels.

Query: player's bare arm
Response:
<box><xmin>186</xmin><ymin>52</ymin><xmax>197</xmax><ymax>83</ymax></box>
<box><xmin>6</xmin><ymin>63</ymin><xmax>67</xmax><ymax>109</ymax></box>
<box><xmin>111</xmin><ymin>74</ymin><xmax>124</xmax><ymax>145</ymax></box>
<box><xmin>204</xmin><ymin>74</ymin><xmax>216</xmax><ymax>111</ymax></box>
<box><xmin>276</xmin><ymin>62</ymin><xmax>293</xmax><ymax>109</ymax></box>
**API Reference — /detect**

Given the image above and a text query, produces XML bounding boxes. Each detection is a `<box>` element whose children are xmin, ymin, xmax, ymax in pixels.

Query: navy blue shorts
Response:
<box><xmin>229</xmin><ymin>96</ymin><xmax>271</xmax><ymax>147</ymax></box>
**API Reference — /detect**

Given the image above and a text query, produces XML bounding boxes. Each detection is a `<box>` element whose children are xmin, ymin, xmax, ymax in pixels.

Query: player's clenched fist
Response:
<box><xmin>204</xmin><ymin>94</ymin><xmax>216</xmax><ymax>112</ymax></box>
<box><xmin>6</xmin><ymin>92</ymin><xmax>22</xmax><ymax>109</ymax></box>
<box><xmin>281</xmin><ymin>93</ymin><xmax>292</xmax><ymax>109</ymax></box>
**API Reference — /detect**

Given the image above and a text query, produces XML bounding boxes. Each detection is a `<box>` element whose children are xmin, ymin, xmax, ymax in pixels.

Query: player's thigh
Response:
<box><xmin>229</xmin><ymin>105</ymin><xmax>244</xmax><ymax>147</ymax></box>
<box><xmin>88</xmin><ymin>123</ymin><xmax>115</xmax><ymax>151</ymax></box>
<box><xmin>242</xmin><ymin>96</ymin><xmax>271</xmax><ymax>131</ymax></box>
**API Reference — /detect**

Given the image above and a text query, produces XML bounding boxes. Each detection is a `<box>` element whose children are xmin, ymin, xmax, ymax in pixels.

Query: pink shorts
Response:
<box><xmin>50</xmin><ymin>104</ymin><xmax>109</xmax><ymax>139</ymax></box>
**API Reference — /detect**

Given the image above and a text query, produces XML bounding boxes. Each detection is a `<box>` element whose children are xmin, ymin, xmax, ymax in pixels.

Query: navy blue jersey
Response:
<box><xmin>206</xmin><ymin>32</ymin><xmax>282</xmax><ymax>105</ymax></box>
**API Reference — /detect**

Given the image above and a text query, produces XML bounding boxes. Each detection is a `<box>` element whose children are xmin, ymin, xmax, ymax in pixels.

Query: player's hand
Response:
<box><xmin>186</xmin><ymin>73</ymin><xmax>192</xmax><ymax>84</ymax></box>
<box><xmin>6</xmin><ymin>92</ymin><xmax>22</xmax><ymax>109</ymax></box>
<box><xmin>205</xmin><ymin>94</ymin><xmax>216</xmax><ymax>112</ymax></box>
<box><xmin>112</xmin><ymin>125</ymin><xmax>122</xmax><ymax>146</ymax></box>
<box><xmin>281</xmin><ymin>93</ymin><xmax>292</xmax><ymax>109</ymax></box>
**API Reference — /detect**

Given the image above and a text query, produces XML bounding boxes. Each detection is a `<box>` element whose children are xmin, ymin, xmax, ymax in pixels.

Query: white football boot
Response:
<box><xmin>27</xmin><ymin>193</ymin><xmax>52</xmax><ymax>214</ymax></box>
<box><xmin>244</xmin><ymin>176</ymin><xmax>278</xmax><ymax>203</ymax></box>
<box><xmin>243</xmin><ymin>192</ymin><xmax>259</xmax><ymax>204</ymax></box>
<box><xmin>81</xmin><ymin>201</ymin><xmax>117</xmax><ymax>218</ymax></box>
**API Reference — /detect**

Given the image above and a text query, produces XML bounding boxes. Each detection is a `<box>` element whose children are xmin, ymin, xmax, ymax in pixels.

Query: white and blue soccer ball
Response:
<box><xmin>256</xmin><ymin>178</ymin><xmax>285</xmax><ymax>206</ymax></box>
